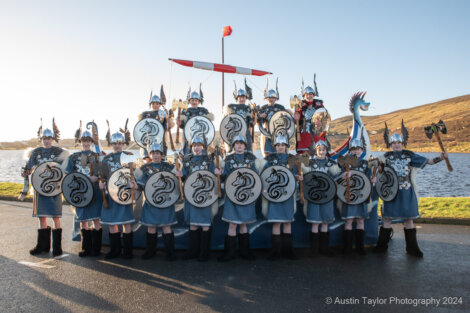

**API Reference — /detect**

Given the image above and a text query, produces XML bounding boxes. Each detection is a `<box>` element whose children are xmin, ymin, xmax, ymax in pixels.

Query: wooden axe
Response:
<box><xmin>424</xmin><ymin>120</ymin><xmax>452</xmax><ymax>172</ymax></box>
<box><xmin>337</xmin><ymin>155</ymin><xmax>359</xmax><ymax>203</ymax></box>
<box><xmin>288</xmin><ymin>154</ymin><xmax>310</xmax><ymax>204</ymax></box>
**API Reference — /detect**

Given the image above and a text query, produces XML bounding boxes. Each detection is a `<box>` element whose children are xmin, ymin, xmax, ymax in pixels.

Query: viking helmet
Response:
<box><xmin>349</xmin><ymin>138</ymin><xmax>364</xmax><ymax>150</ymax></box>
<box><xmin>264</xmin><ymin>78</ymin><xmax>279</xmax><ymax>100</ymax></box>
<box><xmin>233</xmin><ymin>78</ymin><xmax>253</xmax><ymax>100</ymax></box>
<box><xmin>149</xmin><ymin>94</ymin><xmax>162</xmax><ymax>104</ymax></box>
<box><xmin>189</xmin><ymin>91</ymin><xmax>201</xmax><ymax>101</ymax></box>
<box><xmin>384</xmin><ymin>120</ymin><xmax>408</xmax><ymax>148</ymax></box>
<box><xmin>231</xmin><ymin>135</ymin><xmax>247</xmax><ymax>147</ymax></box>
<box><xmin>110</xmin><ymin>132</ymin><xmax>125</xmax><ymax>144</ymax></box>
<box><xmin>187</xmin><ymin>84</ymin><xmax>204</xmax><ymax>104</ymax></box>
<box><xmin>191</xmin><ymin>136</ymin><xmax>205</xmax><ymax>147</ymax></box>
<box><xmin>148</xmin><ymin>142</ymin><xmax>164</xmax><ymax>154</ymax></box>
<box><xmin>315</xmin><ymin>140</ymin><xmax>328</xmax><ymax>149</ymax></box>
<box><xmin>41</xmin><ymin>128</ymin><xmax>55</xmax><ymax>139</ymax></box>
<box><xmin>273</xmin><ymin>134</ymin><xmax>288</xmax><ymax>146</ymax></box>
<box><xmin>149</xmin><ymin>85</ymin><xmax>166</xmax><ymax>106</ymax></box>
<box><xmin>389</xmin><ymin>133</ymin><xmax>403</xmax><ymax>144</ymax></box>
<box><xmin>303</xmin><ymin>86</ymin><xmax>316</xmax><ymax>97</ymax></box>
<box><xmin>80</xmin><ymin>130</ymin><xmax>93</xmax><ymax>141</ymax></box>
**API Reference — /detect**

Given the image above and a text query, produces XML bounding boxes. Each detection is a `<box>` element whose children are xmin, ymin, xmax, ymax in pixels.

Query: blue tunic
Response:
<box><xmin>135</xmin><ymin>162</ymin><xmax>177</xmax><ymax>227</ymax></box>
<box><xmin>222</xmin><ymin>153</ymin><xmax>257</xmax><ymax>224</ymax></box>
<box><xmin>340</xmin><ymin>158</ymin><xmax>371</xmax><ymax>220</ymax></box>
<box><xmin>262</xmin><ymin>153</ymin><xmax>297</xmax><ymax>223</ymax></box>
<box><xmin>305</xmin><ymin>157</ymin><xmax>339</xmax><ymax>224</ymax></box>
<box><xmin>27</xmin><ymin>146</ymin><xmax>65</xmax><ymax>217</ymax></box>
<box><xmin>382</xmin><ymin>150</ymin><xmax>428</xmax><ymax>219</ymax></box>
<box><xmin>64</xmin><ymin>150</ymin><xmax>102</xmax><ymax>222</ymax></box>
<box><xmin>100</xmin><ymin>152</ymin><xmax>135</xmax><ymax>225</ymax></box>
<box><xmin>182</xmin><ymin>154</ymin><xmax>215</xmax><ymax>226</ymax></box>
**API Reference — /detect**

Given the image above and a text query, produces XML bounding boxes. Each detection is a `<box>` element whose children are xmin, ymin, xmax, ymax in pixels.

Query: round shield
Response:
<box><xmin>375</xmin><ymin>166</ymin><xmax>399</xmax><ymax>202</ymax></box>
<box><xmin>220</xmin><ymin>114</ymin><xmax>248</xmax><ymax>145</ymax></box>
<box><xmin>183</xmin><ymin>170</ymin><xmax>218</xmax><ymax>208</ymax></box>
<box><xmin>184</xmin><ymin>116</ymin><xmax>215</xmax><ymax>146</ymax></box>
<box><xmin>107</xmin><ymin>168</ymin><xmax>141</xmax><ymax>205</ymax></box>
<box><xmin>144</xmin><ymin>171</ymin><xmax>180</xmax><ymax>208</ymax></box>
<box><xmin>268</xmin><ymin>111</ymin><xmax>295</xmax><ymax>140</ymax></box>
<box><xmin>133</xmin><ymin>118</ymin><xmax>165</xmax><ymax>149</ymax></box>
<box><xmin>62</xmin><ymin>172</ymin><xmax>94</xmax><ymax>208</ymax></box>
<box><xmin>31</xmin><ymin>162</ymin><xmax>65</xmax><ymax>197</ymax></box>
<box><xmin>225</xmin><ymin>168</ymin><xmax>262</xmax><ymax>206</ymax></box>
<box><xmin>303</xmin><ymin>171</ymin><xmax>337</xmax><ymax>204</ymax></box>
<box><xmin>260</xmin><ymin>165</ymin><xmax>296</xmax><ymax>203</ymax></box>
<box><xmin>336</xmin><ymin>170</ymin><xmax>372</xmax><ymax>205</ymax></box>
<box><xmin>310</xmin><ymin>108</ymin><xmax>331</xmax><ymax>136</ymax></box>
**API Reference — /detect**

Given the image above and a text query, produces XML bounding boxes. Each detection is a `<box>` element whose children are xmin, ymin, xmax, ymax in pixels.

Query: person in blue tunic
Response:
<box><xmin>338</xmin><ymin>139</ymin><xmax>376</xmax><ymax>255</ymax></box>
<box><xmin>225</xmin><ymin>79</ymin><xmax>256</xmax><ymax>152</ymax></box>
<box><xmin>175</xmin><ymin>136</ymin><xmax>222</xmax><ymax>261</ymax></box>
<box><xmin>218</xmin><ymin>135</ymin><xmax>262</xmax><ymax>262</ymax></box>
<box><xmin>137</xmin><ymin>85</ymin><xmax>174</xmax><ymax>161</ymax></box>
<box><xmin>300</xmin><ymin>140</ymin><xmax>341</xmax><ymax>257</ymax></box>
<box><xmin>175</xmin><ymin>85</ymin><xmax>214</xmax><ymax>156</ymax></box>
<box><xmin>134</xmin><ymin>142</ymin><xmax>177</xmax><ymax>261</ymax></box>
<box><xmin>64</xmin><ymin>128</ymin><xmax>103</xmax><ymax>257</ymax></box>
<box><xmin>374</xmin><ymin>125</ymin><xmax>447</xmax><ymax>257</ymax></box>
<box><xmin>260</xmin><ymin>135</ymin><xmax>301</xmax><ymax>260</ymax></box>
<box><xmin>23</xmin><ymin>121</ymin><xmax>69</xmax><ymax>256</ymax></box>
<box><xmin>99</xmin><ymin>131</ymin><xmax>137</xmax><ymax>259</ymax></box>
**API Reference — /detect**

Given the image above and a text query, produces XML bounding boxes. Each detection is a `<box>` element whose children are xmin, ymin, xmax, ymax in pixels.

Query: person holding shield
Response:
<box><xmin>175</xmin><ymin>136</ymin><xmax>222</xmax><ymax>262</ymax></box>
<box><xmin>218</xmin><ymin>135</ymin><xmax>261</xmax><ymax>262</ymax></box>
<box><xmin>134</xmin><ymin>142</ymin><xmax>178</xmax><ymax>261</ymax></box>
<box><xmin>64</xmin><ymin>126</ymin><xmax>103</xmax><ymax>257</ymax></box>
<box><xmin>23</xmin><ymin>119</ymin><xmax>69</xmax><ymax>256</ymax></box>
<box><xmin>99</xmin><ymin>129</ymin><xmax>136</xmax><ymax>259</ymax></box>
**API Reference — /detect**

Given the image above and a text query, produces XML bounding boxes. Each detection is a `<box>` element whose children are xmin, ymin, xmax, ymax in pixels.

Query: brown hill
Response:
<box><xmin>328</xmin><ymin>94</ymin><xmax>470</xmax><ymax>152</ymax></box>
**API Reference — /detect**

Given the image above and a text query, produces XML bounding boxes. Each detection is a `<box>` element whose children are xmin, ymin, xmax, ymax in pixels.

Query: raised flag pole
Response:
<box><xmin>222</xmin><ymin>25</ymin><xmax>232</xmax><ymax>110</ymax></box>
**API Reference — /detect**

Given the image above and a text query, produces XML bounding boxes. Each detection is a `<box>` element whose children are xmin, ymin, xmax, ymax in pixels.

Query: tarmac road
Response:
<box><xmin>0</xmin><ymin>200</ymin><xmax>469</xmax><ymax>313</ymax></box>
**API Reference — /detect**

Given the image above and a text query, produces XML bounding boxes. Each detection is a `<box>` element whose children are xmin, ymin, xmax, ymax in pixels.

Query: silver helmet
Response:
<box><xmin>81</xmin><ymin>130</ymin><xmax>93</xmax><ymax>141</ymax></box>
<box><xmin>303</xmin><ymin>86</ymin><xmax>316</xmax><ymax>97</ymax></box>
<box><xmin>148</xmin><ymin>142</ymin><xmax>164</xmax><ymax>154</ymax></box>
<box><xmin>389</xmin><ymin>133</ymin><xmax>403</xmax><ymax>144</ymax></box>
<box><xmin>191</xmin><ymin>136</ymin><xmax>205</xmax><ymax>147</ymax></box>
<box><xmin>148</xmin><ymin>85</ymin><xmax>166</xmax><ymax>105</ymax></box>
<box><xmin>264</xmin><ymin>77</ymin><xmax>279</xmax><ymax>100</ymax></box>
<box><xmin>41</xmin><ymin>128</ymin><xmax>55</xmax><ymax>139</ymax></box>
<box><xmin>349</xmin><ymin>138</ymin><xmax>364</xmax><ymax>150</ymax></box>
<box><xmin>231</xmin><ymin>135</ymin><xmax>247</xmax><ymax>147</ymax></box>
<box><xmin>110</xmin><ymin>132</ymin><xmax>125</xmax><ymax>144</ymax></box>
<box><xmin>149</xmin><ymin>94</ymin><xmax>162</xmax><ymax>104</ymax></box>
<box><xmin>273</xmin><ymin>134</ymin><xmax>288</xmax><ymax>146</ymax></box>
<box><xmin>187</xmin><ymin>84</ymin><xmax>204</xmax><ymax>104</ymax></box>
<box><xmin>189</xmin><ymin>91</ymin><xmax>201</xmax><ymax>101</ymax></box>
<box><xmin>314</xmin><ymin>140</ymin><xmax>328</xmax><ymax>149</ymax></box>
<box><xmin>233</xmin><ymin>78</ymin><xmax>253</xmax><ymax>100</ymax></box>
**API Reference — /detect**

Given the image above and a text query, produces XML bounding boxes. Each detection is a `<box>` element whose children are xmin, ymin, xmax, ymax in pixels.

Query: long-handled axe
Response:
<box><xmin>172</xmin><ymin>99</ymin><xmax>188</xmax><ymax>146</ymax></box>
<box><xmin>424</xmin><ymin>120</ymin><xmax>453</xmax><ymax>172</ymax></box>
<box><xmin>288</xmin><ymin>154</ymin><xmax>310</xmax><ymax>204</ymax></box>
<box><xmin>337</xmin><ymin>155</ymin><xmax>359</xmax><ymax>203</ymax></box>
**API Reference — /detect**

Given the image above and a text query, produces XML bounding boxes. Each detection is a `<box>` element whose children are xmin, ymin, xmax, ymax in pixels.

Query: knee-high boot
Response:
<box><xmin>404</xmin><ymin>228</ymin><xmax>423</xmax><ymax>258</ymax></box>
<box><xmin>30</xmin><ymin>227</ymin><xmax>51</xmax><ymax>255</ymax></box>
<box><xmin>52</xmin><ymin>228</ymin><xmax>63</xmax><ymax>256</ymax></box>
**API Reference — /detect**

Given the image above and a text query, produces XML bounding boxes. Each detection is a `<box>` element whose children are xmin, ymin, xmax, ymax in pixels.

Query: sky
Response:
<box><xmin>0</xmin><ymin>0</ymin><xmax>469</xmax><ymax>142</ymax></box>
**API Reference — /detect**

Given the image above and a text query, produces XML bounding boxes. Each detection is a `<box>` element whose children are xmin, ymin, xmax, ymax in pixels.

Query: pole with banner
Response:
<box><xmin>222</xmin><ymin>25</ymin><xmax>232</xmax><ymax>110</ymax></box>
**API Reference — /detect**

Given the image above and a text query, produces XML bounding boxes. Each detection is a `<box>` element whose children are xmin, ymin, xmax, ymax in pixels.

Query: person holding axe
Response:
<box><xmin>175</xmin><ymin>136</ymin><xmax>222</xmax><ymax>261</ymax></box>
<box><xmin>99</xmin><ymin>129</ymin><xmax>137</xmax><ymax>259</ymax></box>
<box><xmin>339</xmin><ymin>139</ymin><xmax>375</xmax><ymax>255</ymax></box>
<box><xmin>64</xmin><ymin>126</ymin><xmax>103</xmax><ymax>257</ymax></box>
<box><xmin>300</xmin><ymin>140</ymin><xmax>341</xmax><ymax>257</ymax></box>
<box><xmin>218</xmin><ymin>135</ymin><xmax>262</xmax><ymax>262</ymax></box>
<box><xmin>134</xmin><ymin>143</ymin><xmax>178</xmax><ymax>261</ymax></box>
<box><xmin>374</xmin><ymin>122</ymin><xmax>447</xmax><ymax>257</ymax></box>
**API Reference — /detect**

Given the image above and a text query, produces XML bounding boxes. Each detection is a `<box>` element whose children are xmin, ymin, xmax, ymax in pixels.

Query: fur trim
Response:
<box><xmin>206</xmin><ymin>113</ymin><xmax>214</xmax><ymax>121</ymax></box>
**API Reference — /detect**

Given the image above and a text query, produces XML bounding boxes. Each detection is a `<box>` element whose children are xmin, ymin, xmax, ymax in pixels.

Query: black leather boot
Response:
<box><xmin>281</xmin><ymin>233</ymin><xmax>298</xmax><ymax>260</ymax></box>
<box><xmin>141</xmin><ymin>232</ymin><xmax>157</xmax><ymax>260</ymax></box>
<box><xmin>78</xmin><ymin>229</ymin><xmax>92</xmax><ymax>257</ymax></box>
<box><xmin>238</xmin><ymin>233</ymin><xmax>255</xmax><ymax>260</ymax></box>
<box><xmin>267</xmin><ymin>234</ymin><xmax>282</xmax><ymax>260</ymax></box>
<box><xmin>309</xmin><ymin>232</ymin><xmax>319</xmax><ymax>257</ymax></box>
<box><xmin>183</xmin><ymin>229</ymin><xmax>200</xmax><ymax>260</ymax></box>
<box><xmin>163</xmin><ymin>232</ymin><xmax>177</xmax><ymax>261</ymax></box>
<box><xmin>218</xmin><ymin>235</ymin><xmax>237</xmax><ymax>262</ymax></box>
<box><xmin>198</xmin><ymin>229</ymin><xmax>211</xmax><ymax>262</ymax></box>
<box><xmin>91</xmin><ymin>228</ymin><xmax>102</xmax><ymax>256</ymax></box>
<box><xmin>52</xmin><ymin>228</ymin><xmax>63</xmax><ymax>256</ymax></box>
<box><xmin>121</xmin><ymin>232</ymin><xmax>134</xmax><ymax>259</ymax></box>
<box><xmin>355</xmin><ymin>229</ymin><xmax>366</xmax><ymax>255</ymax></box>
<box><xmin>342</xmin><ymin>229</ymin><xmax>354</xmax><ymax>254</ymax></box>
<box><xmin>373</xmin><ymin>227</ymin><xmax>392</xmax><ymax>253</ymax></box>
<box><xmin>404</xmin><ymin>228</ymin><xmax>423</xmax><ymax>258</ymax></box>
<box><xmin>30</xmin><ymin>227</ymin><xmax>51</xmax><ymax>255</ymax></box>
<box><xmin>105</xmin><ymin>232</ymin><xmax>121</xmax><ymax>259</ymax></box>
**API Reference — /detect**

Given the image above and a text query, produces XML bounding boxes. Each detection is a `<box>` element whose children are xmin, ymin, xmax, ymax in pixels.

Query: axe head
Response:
<box><xmin>424</xmin><ymin>126</ymin><xmax>434</xmax><ymax>139</ymax></box>
<box><xmin>424</xmin><ymin>119</ymin><xmax>447</xmax><ymax>139</ymax></box>
<box><xmin>337</xmin><ymin>155</ymin><xmax>359</xmax><ymax>168</ymax></box>
<box><xmin>287</xmin><ymin>153</ymin><xmax>309</xmax><ymax>168</ymax></box>
<box><xmin>436</xmin><ymin>120</ymin><xmax>447</xmax><ymax>134</ymax></box>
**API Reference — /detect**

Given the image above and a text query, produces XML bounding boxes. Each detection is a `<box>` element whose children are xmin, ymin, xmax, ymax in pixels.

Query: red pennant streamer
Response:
<box><xmin>223</xmin><ymin>25</ymin><xmax>232</xmax><ymax>37</ymax></box>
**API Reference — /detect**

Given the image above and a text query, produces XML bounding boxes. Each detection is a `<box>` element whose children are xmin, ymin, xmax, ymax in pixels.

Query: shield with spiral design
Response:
<box><xmin>31</xmin><ymin>162</ymin><xmax>65</xmax><ymax>197</ymax></box>
<box><xmin>184</xmin><ymin>116</ymin><xmax>215</xmax><ymax>146</ymax></box>
<box><xmin>336</xmin><ymin>170</ymin><xmax>371</xmax><ymax>205</ymax></box>
<box><xmin>302</xmin><ymin>171</ymin><xmax>337</xmax><ymax>204</ymax></box>
<box><xmin>62</xmin><ymin>172</ymin><xmax>93</xmax><ymax>208</ymax></box>
<box><xmin>260</xmin><ymin>165</ymin><xmax>295</xmax><ymax>203</ymax></box>
<box><xmin>144</xmin><ymin>171</ymin><xmax>180</xmax><ymax>208</ymax></box>
<box><xmin>183</xmin><ymin>170</ymin><xmax>218</xmax><ymax>208</ymax></box>
<box><xmin>220</xmin><ymin>114</ymin><xmax>247</xmax><ymax>145</ymax></box>
<box><xmin>133</xmin><ymin>118</ymin><xmax>165</xmax><ymax>149</ymax></box>
<box><xmin>375</xmin><ymin>166</ymin><xmax>399</xmax><ymax>202</ymax></box>
<box><xmin>225</xmin><ymin>168</ymin><xmax>262</xmax><ymax>206</ymax></box>
<box><xmin>107</xmin><ymin>168</ymin><xmax>141</xmax><ymax>205</ymax></box>
<box><xmin>268</xmin><ymin>111</ymin><xmax>295</xmax><ymax>140</ymax></box>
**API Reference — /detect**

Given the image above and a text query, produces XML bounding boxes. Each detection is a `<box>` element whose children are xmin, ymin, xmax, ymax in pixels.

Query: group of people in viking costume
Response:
<box><xmin>23</xmin><ymin>78</ymin><xmax>448</xmax><ymax>262</ymax></box>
